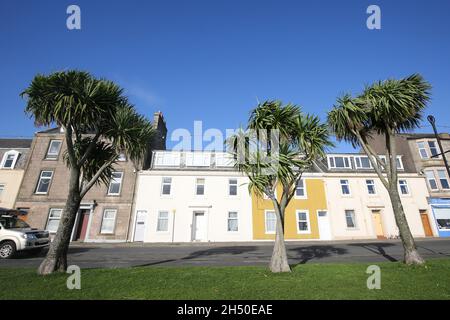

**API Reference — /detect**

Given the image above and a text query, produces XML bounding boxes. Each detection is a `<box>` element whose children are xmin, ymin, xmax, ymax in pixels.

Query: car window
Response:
<box><xmin>0</xmin><ymin>216</ymin><xmax>30</xmax><ymax>229</ymax></box>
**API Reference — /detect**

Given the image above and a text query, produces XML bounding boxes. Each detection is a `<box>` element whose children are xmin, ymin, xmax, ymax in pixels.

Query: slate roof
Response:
<box><xmin>0</xmin><ymin>139</ymin><xmax>32</xmax><ymax>149</ymax></box>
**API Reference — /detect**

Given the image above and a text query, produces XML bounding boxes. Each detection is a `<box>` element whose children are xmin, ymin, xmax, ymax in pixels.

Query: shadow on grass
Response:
<box><xmin>348</xmin><ymin>242</ymin><xmax>397</xmax><ymax>262</ymax></box>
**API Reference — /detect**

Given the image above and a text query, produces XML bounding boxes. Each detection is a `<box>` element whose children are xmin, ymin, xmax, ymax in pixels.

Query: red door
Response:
<box><xmin>75</xmin><ymin>210</ymin><xmax>90</xmax><ymax>241</ymax></box>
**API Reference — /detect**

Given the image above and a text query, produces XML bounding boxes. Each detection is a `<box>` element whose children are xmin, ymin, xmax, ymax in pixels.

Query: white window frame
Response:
<box><xmin>327</xmin><ymin>156</ymin><xmax>352</xmax><ymax>169</ymax></box>
<box><xmin>366</xmin><ymin>179</ymin><xmax>376</xmax><ymax>195</ymax></box>
<box><xmin>345</xmin><ymin>210</ymin><xmax>357</xmax><ymax>229</ymax></box>
<box><xmin>437</xmin><ymin>169</ymin><xmax>450</xmax><ymax>190</ymax></box>
<box><xmin>161</xmin><ymin>177</ymin><xmax>172</xmax><ymax>196</ymax></box>
<box><xmin>215</xmin><ymin>153</ymin><xmax>235</xmax><ymax>167</ymax></box>
<box><xmin>185</xmin><ymin>152</ymin><xmax>211</xmax><ymax>167</ymax></box>
<box><xmin>296</xmin><ymin>210</ymin><xmax>311</xmax><ymax>234</ymax></box>
<box><xmin>0</xmin><ymin>150</ymin><xmax>20</xmax><ymax>169</ymax></box>
<box><xmin>35</xmin><ymin>170</ymin><xmax>54</xmax><ymax>194</ymax></box>
<box><xmin>354</xmin><ymin>156</ymin><xmax>373</xmax><ymax>169</ymax></box>
<box><xmin>46</xmin><ymin>208</ymin><xmax>63</xmax><ymax>233</ymax></box>
<box><xmin>428</xmin><ymin>140</ymin><xmax>440</xmax><ymax>158</ymax></box>
<box><xmin>100</xmin><ymin>209</ymin><xmax>117</xmax><ymax>234</ymax></box>
<box><xmin>417</xmin><ymin>141</ymin><xmax>429</xmax><ymax>159</ymax></box>
<box><xmin>340</xmin><ymin>179</ymin><xmax>351</xmax><ymax>195</ymax></box>
<box><xmin>46</xmin><ymin>140</ymin><xmax>62</xmax><ymax>159</ymax></box>
<box><xmin>228</xmin><ymin>178</ymin><xmax>238</xmax><ymax>196</ymax></box>
<box><xmin>398</xmin><ymin>180</ymin><xmax>410</xmax><ymax>195</ymax></box>
<box><xmin>154</xmin><ymin>151</ymin><xmax>181</xmax><ymax>167</ymax></box>
<box><xmin>156</xmin><ymin>211</ymin><xmax>169</xmax><ymax>232</ymax></box>
<box><xmin>264</xmin><ymin>210</ymin><xmax>276</xmax><ymax>234</ymax></box>
<box><xmin>107</xmin><ymin>172</ymin><xmax>123</xmax><ymax>196</ymax></box>
<box><xmin>227</xmin><ymin>211</ymin><xmax>239</xmax><ymax>232</ymax></box>
<box><xmin>379</xmin><ymin>155</ymin><xmax>404</xmax><ymax>170</ymax></box>
<box><xmin>425</xmin><ymin>170</ymin><xmax>439</xmax><ymax>191</ymax></box>
<box><xmin>295</xmin><ymin>179</ymin><xmax>307</xmax><ymax>199</ymax></box>
<box><xmin>195</xmin><ymin>178</ymin><xmax>205</xmax><ymax>196</ymax></box>
<box><xmin>118</xmin><ymin>152</ymin><xmax>127</xmax><ymax>162</ymax></box>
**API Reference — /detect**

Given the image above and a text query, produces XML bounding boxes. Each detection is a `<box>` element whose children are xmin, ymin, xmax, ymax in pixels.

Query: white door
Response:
<box><xmin>193</xmin><ymin>212</ymin><xmax>207</xmax><ymax>241</ymax></box>
<box><xmin>133</xmin><ymin>210</ymin><xmax>147</xmax><ymax>242</ymax></box>
<box><xmin>317</xmin><ymin>211</ymin><xmax>332</xmax><ymax>240</ymax></box>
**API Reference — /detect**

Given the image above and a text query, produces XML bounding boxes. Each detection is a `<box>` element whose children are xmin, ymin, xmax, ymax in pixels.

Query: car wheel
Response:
<box><xmin>0</xmin><ymin>241</ymin><xmax>16</xmax><ymax>259</ymax></box>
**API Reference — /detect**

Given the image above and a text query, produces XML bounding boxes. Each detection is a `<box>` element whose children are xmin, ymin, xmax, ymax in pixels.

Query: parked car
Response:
<box><xmin>0</xmin><ymin>212</ymin><xmax>50</xmax><ymax>259</ymax></box>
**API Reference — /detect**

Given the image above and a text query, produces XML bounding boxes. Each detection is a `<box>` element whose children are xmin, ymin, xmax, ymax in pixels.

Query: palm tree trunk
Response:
<box><xmin>38</xmin><ymin>168</ymin><xmax>81</xmax><ymax>275</ymax></box>
<box><xmin>389</xmin><ymin>184</ymin><xmax>425</xmax><ymax>265</ymax></box>
<box><xmin>269</xmin><ymin>205</ymin><xmax>291</xmax><ymax>273</ymax></box>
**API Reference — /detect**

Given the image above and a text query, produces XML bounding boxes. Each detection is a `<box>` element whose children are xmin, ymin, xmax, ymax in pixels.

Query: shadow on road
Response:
<box><xmin>348</xmin><ymin>242</ymin><xmax>397</xmax><ymax>262</ymax></box>
<box><xmin>135</xmin><ymin>246</ymin><xmax>260</xmax><ymax>267</ymax></box>
<box><xmin>288</xmin><ymin>245</ymin><xmax>348</xmax><ymax>266</ymax></box>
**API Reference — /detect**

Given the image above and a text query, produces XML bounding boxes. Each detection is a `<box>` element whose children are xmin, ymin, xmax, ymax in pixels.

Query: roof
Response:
<box><xmin>37</xmin><ymin>127</ymin><xmax>62</xmax><ymax>134</ymax></box>
<box><xmin>400</xmin><ymin>133</ymin><xmax>450</xmax><ymax>140</ymax></box>
<box><xmin>0</xmin><ymin>139</ymin><xmax>32</xmax><ymax>149</ymax></box>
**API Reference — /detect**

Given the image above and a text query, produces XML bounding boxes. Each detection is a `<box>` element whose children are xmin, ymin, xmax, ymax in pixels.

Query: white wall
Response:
<box><xmin>132</xmin><ymin>170</ymin><xmax>253</xmax><ymax>242</ymax></box>
<box><xmin>324</xmin><ymin>174</ymin><xmax>434</xmax><ymax>240</ymax></box>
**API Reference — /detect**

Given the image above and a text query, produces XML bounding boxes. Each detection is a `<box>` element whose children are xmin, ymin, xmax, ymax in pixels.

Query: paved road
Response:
<box><xmin>1</xmin><ymin>238</ymin><xmax>449</xmax><ymax>269</ymax></box>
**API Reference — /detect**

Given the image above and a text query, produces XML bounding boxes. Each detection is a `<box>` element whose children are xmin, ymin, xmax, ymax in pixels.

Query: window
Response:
<box><xmin>46</xmin><ymin>140</ymin><xmax>62</xmax><ymax>159</ymax></box>
<box><xmin>328</xmin><ymin>156</ymin><xmax>351</xmax><ymax>169</ymax></box>
<box><xmin>425</xmin><ymin>171</ymin><xmax>438</xmax><ymax>190</ymax></box>
<box><xmin>417</xmin><ymin>142</ymin><xmax>429</xmax><ymax>159</ymax></box>
<box><xmin>355</xmin><ymin>156</ymin><xmax>372</xmax><ymax>169</ymax></box>
<box><xmin>227</xmin><ymin>212</ymin><xmax>238</xmax><ymax>232</ymax></box>
<box><xmin>195</xmin><ymin>178</ymin><xmax>205</xmax><ymax>195</ymax></box>
<box><xmin>185</xmin><ymin>152</ymin><xmax>211</xmax><ymax>167</ymax></box>
<box><xmin>296</xmin><ymin>210</ymin><xmax>310</xmax><ymax>233</ymax></box>
<box><xmin>399</xmin><ymin>180</ymin><xmax>409</xmax><ymax>195</ymax></box>
<box><xmin>434</xmin><ymin>207</ymin><xmax>450</xmax><ymax>231</ymax></box>
<box><xmin>228</xmin><ymin>179</ymin><xmax>237</xmax><ymax>196</ymax></box>
<box><xmin>366</xmin><ymin>179</ymin><xmax>376</xmax><ymax>194</ymax></box>
<box><xmin>215</xmin><ymin>153</ymin><xmax>235</xmax><ymax>167</ymax></box>
<box><xmin>340</xmin><ymin>179</ymin><xmax>350</xmax><ymax>195</ymax></box>
<box><xmin>46</xmin><ymin>208</ymin><xmax>62</xmax><ymax>233</ymax></box>
<box><xmin>118</xmin><ymin>153</ymin><xmax>127</xmax><ymax>162</ymax></box>
<box><xmin>161</xmin><ymin>177</ymin><xmax>172</xmax><ymax>195</ymax></box>
<box><xmin>107</xmin><ymin>172</ymin><xmax>123</xmax><ymax>195</ymax></box>
<box><xmin>428</xmin><ymin>141</ymin><xmax>439</xmax><ymax>157</ymax></box>
<box><xmin>437</xmin><ymin>170</ymin><xmax>450</xmax><ymax>189</ymax></box>
<box><xmin>35</xmin><ymin>170</ymin><xmax>53</xmax><ymax>194</ymax></box>
<box><xmin>0</xmin><ymin>184</ymin><xmax>5</xmax><ymax>201</ymax></box>
<box><xmin>1</xmin><ymin>150</ymin><xmax>19</xmax><ymax>169</ymax></box>
<box><xmin>345</xmin><ymin>210</ymin><xmax>357</xmax><ymax>228</ymax></box>
<box><xmin>379</xmin><ymin>156</ymin><xmax>404</xmax><ymax>170</ymax></box>
<box><xmin>265</xmin><ymin>211</ymin><xmax>276</xmax><ymax>234</ymax></box>
<box><xmin>100</xmin><ymin>209</ymin><xmax>117</xmax><ymax>234</ymax></box>
<box><xmin>156</xmin><ymin>211</ymin><xmax>169</xmax><ymax>232</ymax></box>
<box><xmin>295</xmin><ymin>179</ymin><xmax>307</xmax><ymax>198</ymax></box>
<box><xmin>154</xmin><ymin>151</ymin><xmax>181</xmax><ymax>167</ymax></box>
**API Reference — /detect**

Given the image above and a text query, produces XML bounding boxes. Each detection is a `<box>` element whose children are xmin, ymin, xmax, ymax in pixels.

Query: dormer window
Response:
<box><xmin>1</xmin><ymin>150</ymin><xmax>20</xmax><ymax>169</ymax></box>
<box><xmin>328</xmin><ymin>156</ymin><xmax>351</xmax><ymax>169</ymax></box>
<box><xmin>46</xmin><ymin>140</ymin><xmax>62</xmax><ymax>160</ymax></box>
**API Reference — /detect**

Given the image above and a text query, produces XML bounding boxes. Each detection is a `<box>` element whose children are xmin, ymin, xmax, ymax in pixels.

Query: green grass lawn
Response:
<box><xmin>1</xmin><ymin>259</ymin><xmax>450</xmax><ymax>300</ymax></box>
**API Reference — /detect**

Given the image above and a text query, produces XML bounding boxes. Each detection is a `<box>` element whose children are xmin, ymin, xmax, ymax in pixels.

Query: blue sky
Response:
<box><xmin>1</xmin><ymin>0</ymin><xmax>450</xmax><ymax>151</ymax></box>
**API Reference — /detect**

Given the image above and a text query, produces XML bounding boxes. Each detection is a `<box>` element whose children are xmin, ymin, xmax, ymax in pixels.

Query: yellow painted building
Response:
<box><xmin>252</xmin><ymin>178</ymin><xmax>328</xmax><ymax>240</ymax></box>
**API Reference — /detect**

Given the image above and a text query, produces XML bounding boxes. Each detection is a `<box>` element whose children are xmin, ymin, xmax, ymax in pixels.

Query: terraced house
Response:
<box><xmin>132</xmin><ymin>151</ymin><xmax>253</xmax><ymax>242</ymax></box>
<box><xmin>321</xmin><ymin>153</ymin><xmax>435</xmax><ymax>240</ymax></box>
<box><xmin>14</xmin><ymin>112</ymin><xmax>167</xmax><ymax>242</ymax></box>
<box><xmin>0</xmin><ymin>139</ymin><xmax>32</xmax><ymax>211</ymax></box>
<box><xmin>370</xmin><ymin>133</ymin><xmax>450</xmax><ymax>237</ymax></box>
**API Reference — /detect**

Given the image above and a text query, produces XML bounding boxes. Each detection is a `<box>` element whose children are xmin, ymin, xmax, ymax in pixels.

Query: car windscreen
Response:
<box><xmin>0</xmin><ymin>216</ymin><xmax>30</xmax><ymax>229</ymax></box>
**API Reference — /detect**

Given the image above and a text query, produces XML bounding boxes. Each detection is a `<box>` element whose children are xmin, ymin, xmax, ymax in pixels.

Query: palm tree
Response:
<box><xmin>227</xmin><ymin>101</ymin><xmax>332</xmax><ymax>273</ymax></box>
<box><xmin>21</xmin><ymin>70</ymin><xmax>155</xmax><ymax>275</ymax></box>
<box><xmin>327</xmin><ymin>74</ymin><xmax>431</xmax><ymax>265</ymax></box>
